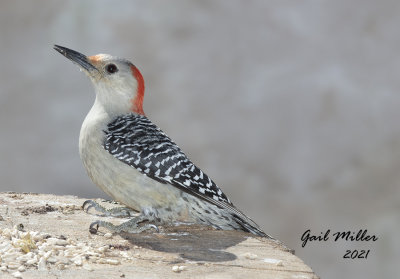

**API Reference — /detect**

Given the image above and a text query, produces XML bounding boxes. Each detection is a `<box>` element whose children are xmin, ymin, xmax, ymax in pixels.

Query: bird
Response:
<box><xmin>53</xmin><ymin>45</ymin><xmax>271</xmax><ymax>238</ymax></box>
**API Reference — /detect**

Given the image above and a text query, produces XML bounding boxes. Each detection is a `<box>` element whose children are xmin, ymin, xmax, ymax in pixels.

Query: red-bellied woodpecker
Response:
<box><xmin>54</xmin><ymin>45</ymin><xmax>271</xmax><ymax>238</ymax></box>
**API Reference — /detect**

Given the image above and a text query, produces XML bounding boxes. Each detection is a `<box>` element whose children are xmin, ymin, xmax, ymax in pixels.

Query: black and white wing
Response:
<box><xmin>103</xmin><ymin>114</ymin><xmax>232</xmax><ymax>206</ymax></box>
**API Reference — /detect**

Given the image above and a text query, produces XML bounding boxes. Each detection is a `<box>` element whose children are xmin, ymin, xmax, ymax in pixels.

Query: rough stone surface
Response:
<box><xmin>0</xmin><ymin>192</ymin><xmax>318</xmax><ymax>279</ymax></box>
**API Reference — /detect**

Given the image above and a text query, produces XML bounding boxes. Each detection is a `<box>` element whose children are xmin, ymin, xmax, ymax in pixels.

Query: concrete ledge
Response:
<box><xmin>0</xmin><ymin>192</ymin><xmax>318</xmax><ymax>278</ymax></box>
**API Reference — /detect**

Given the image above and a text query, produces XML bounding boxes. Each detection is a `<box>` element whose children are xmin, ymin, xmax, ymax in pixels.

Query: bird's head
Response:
<box><xmin>54</xmin><ymin>45</ymin><xmax>145</xmax><ymax>116</ymax></box>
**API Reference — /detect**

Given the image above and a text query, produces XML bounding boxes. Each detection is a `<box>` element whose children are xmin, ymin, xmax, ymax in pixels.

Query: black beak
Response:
<box><xmin>53</xmin><ymin>45</ymin><xmax>97</xmax><ymax>72</ymax></box>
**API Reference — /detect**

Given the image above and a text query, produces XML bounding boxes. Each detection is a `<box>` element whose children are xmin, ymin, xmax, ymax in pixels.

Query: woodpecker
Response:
<box><xmin>54</xmin><ymin>45</ymin><xmax>271</xmax><ymax>238</ymax></box>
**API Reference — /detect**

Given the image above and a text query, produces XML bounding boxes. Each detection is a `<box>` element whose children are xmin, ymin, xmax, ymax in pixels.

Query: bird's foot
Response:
<box><xmin>88</xmin><ymin>215</ymin><xmax>159</xmax><ymax>234</ymax></box>
<box><xmin>82</xmin><ymin>200</ymin><xmax>137</xmax><ymax>218</ymax></box>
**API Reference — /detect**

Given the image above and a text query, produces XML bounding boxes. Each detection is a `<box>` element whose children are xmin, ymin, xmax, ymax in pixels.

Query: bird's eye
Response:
<box><xmin>106</xmin><ymin>64</ymin><xmax>118</xmax><ymax>74</ymax></box>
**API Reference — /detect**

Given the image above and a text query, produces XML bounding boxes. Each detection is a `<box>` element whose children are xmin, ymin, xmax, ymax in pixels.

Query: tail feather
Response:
<box><xmin>232</xmin><ymin>213</ymin><xmax>273</xmax><ymax>239</ymax></box>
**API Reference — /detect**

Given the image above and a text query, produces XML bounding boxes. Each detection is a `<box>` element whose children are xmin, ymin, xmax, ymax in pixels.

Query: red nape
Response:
<box><xmin>130</xmin><ymin>65</ymin><xmax>145</xmax><ymax>115</ymax></box>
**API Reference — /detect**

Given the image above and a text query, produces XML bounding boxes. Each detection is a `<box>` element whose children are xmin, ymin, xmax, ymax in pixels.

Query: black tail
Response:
<box><xmin>232</xmin><ymin>213</ymin><xmax>274</xmax><ymax>239</ymax></box>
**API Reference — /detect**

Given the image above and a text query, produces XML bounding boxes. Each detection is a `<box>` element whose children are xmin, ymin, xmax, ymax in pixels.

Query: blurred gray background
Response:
<box><xmin>0</xmin><ymin>0</ymin><xmax>398</xmax><ymax>278</ymax></box>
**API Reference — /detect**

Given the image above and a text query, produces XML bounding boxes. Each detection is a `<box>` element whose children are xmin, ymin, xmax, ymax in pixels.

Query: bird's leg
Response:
<box><xmin>82</xmin><ymin>200</ymin><xmax>137</xmax><ymax>218</ymax></box>
<box><xmin>89</xmin><ymin>214</ymin><xmax>159</xmax><ymax>234</ymax></box>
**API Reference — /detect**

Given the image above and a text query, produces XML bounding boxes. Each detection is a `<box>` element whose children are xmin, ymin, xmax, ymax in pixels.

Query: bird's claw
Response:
<box><xmin>82</xmin><ymin>200</ymin><xmax>96</xmax><ymax>213</ymax></box>
<box><xmin>89</xmin><ymin>221</ymin><xmax>100</xmax><ymax>234</ymax></box>
<box><xmin>148</xmin><ymin>224</ymin><xmax>160</xmax><ymax>233</ymax></box>
<box><xmin>82</xmin><ymin>199</ymin><xmax>137</xmax><ymax>217</ymax></box>
<box><xmin>88</xmin><ymin>219</ymin><xmax>159</xmax><ymax>234</ymax></box>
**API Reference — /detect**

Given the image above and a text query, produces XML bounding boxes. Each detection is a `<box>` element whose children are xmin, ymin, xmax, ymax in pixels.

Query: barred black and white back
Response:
<box><xmin>103</xmin><ymin>114</ymin><xmax>268</xmax><ymax>237</ymax></box>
